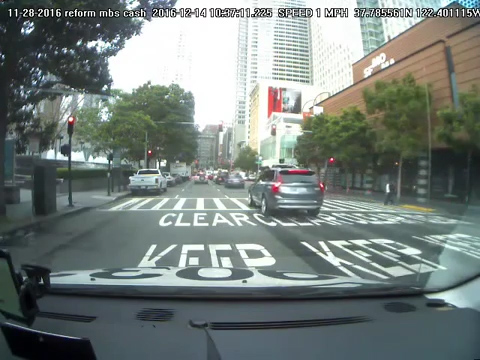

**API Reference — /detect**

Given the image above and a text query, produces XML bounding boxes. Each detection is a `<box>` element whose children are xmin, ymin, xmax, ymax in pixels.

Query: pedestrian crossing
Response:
<box><xmin>99</xmin><ymin>197</ymin><xmax>415</xmax><ymax>213</ymax></box>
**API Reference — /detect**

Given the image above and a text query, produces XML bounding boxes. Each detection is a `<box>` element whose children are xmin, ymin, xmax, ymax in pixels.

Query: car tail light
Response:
<box><xmin>272</xmin><ymin>174</ymin><xmax>283</xmax><ymax>193</ymax></box>
<box><xmin>319</xmin><ymin>182</ymin><xmax>325</xmax><ymax>192</ymax></box>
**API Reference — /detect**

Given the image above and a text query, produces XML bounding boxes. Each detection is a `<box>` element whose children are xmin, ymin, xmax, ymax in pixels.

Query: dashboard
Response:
<box><xmin>1</xmin><ymin>276</ymin><xmax>480</xmax><ymax>359</ymax></box>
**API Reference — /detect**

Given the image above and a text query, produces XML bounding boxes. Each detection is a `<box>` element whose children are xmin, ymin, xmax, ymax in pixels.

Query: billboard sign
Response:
<box><xmin>268</xmin><ymin>87</ymin><xmax>302</xmax><ymax>118</ymax></box>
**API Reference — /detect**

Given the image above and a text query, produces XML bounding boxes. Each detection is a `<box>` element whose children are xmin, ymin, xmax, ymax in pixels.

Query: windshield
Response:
<box><xmin>1</xmin><ymin>0</ymin><xmax>479</xmax><ymax>301</ymax></box>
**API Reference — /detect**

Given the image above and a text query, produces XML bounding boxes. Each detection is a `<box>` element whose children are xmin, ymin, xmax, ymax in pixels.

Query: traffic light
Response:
<box><xmin>279</xmin><ymin>158</ymin><xmax>285</xmax><ymax>164</ymax></box>
<box><xmin>329</xmin><ymin>157</ymin><xmax>335</xmax><ymax>164</ymax></box>
<box><xmin>60</xmin><ymin>144</ymin><xmax>70</xmax><ymax>157</ymax></box>
<box><xmin>67</xmin><ymin>115</ymin><xmax>76</xmax><ymax>136</ymax></box>
<box><xmin>147</xmin><ymin>150</ymin><xmax>153</xmax><ymax>157</ymax></box>
<box><xmin>271</xmin><ymin>125</ymin><xmax>276</xmax><ymax>136</ymax></box>
<box><xmin>219</xmin><ymin>122</ymin><xmax>223</xmax><ymax>132</ymax></box>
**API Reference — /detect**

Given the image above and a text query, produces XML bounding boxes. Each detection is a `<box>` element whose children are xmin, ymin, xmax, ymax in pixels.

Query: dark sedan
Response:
<box><xmin>224</xmin><ymin>174</ymin><xmax>245</xmax><ymax>189</ymax></box>
<box><xmin>215</xmin><ymin>172</ymin><xmax>228</xmax><ymax>185</ymax></box>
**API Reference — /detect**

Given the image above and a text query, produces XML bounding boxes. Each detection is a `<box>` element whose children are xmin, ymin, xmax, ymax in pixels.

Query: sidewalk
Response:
<box><xmin>326</xmin><ymin>187</ymin><xmax>480</xmax><ymax>217</ymax></box>
<box><xmin>0</xmin><ymin>188</ymin><xmax>129</xmax><ymax>239</ymax></box>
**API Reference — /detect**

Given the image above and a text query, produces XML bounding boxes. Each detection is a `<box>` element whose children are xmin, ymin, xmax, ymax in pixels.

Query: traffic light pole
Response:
<box><xmin>144</xmin><ymin>131</ymin><xmax>148</xmax><ymax>167</ymax></box>
<box><xmin>67</xmin><ymin>133</ymin><xmax>73</xmax><ymax>207</ymax></box>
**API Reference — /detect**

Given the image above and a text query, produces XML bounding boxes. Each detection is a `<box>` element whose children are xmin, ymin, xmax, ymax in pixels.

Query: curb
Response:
<box><xmin>400</xmin><ymin>204</ymin><xmax>435</xmax><ymax>212</ymax></box>
<box><xmin>0</xmin><ymin>193</ymin><xmax>130</xmax><ymax>241</ymax></box>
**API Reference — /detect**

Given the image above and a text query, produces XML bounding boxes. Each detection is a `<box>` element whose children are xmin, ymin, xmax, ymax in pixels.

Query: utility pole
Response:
<box><xmin>67</xmin><ymin>116</ymin><xmax>75</xmax><ymax>207</ymax></box>
<box><xmin>144</xmin><ymin>131</ymin><xmax>148</xmax><ymax>167</ymax></box>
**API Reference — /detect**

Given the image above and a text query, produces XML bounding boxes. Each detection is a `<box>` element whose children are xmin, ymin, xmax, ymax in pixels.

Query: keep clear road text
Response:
<box><xmin>93</xmin><ymin>179</ymin><xmax>480</xmax><ymax>285</ymax></box>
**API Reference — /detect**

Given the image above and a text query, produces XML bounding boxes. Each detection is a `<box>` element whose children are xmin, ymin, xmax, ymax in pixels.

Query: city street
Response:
<box><xmin>3</xmin><ymin>179</ymin><xmax>480</xmax><ymax>286</ymax></box>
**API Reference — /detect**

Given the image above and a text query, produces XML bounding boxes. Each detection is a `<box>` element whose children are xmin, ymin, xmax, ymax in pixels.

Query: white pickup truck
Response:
<box><xmin>128</xmin><ymin>169</ymin><xmax>167</xmax><ymax>195</ymax></box>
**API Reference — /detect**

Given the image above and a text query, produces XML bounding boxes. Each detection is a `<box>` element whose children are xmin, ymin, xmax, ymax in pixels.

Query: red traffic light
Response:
<box><xmin>67</xmin><ymin>115</ymin><xmax>76</xmax><ymax>124</ymax></box>
<box><xmin>147</xmin><ymin>150</ymin><xmax>153</xmax><ymax>157</ymax></box>
<box><xmin>271</xmin><ymin>125</ymin><xmax>276</xmax><ymax>136</ymax></box>
<box><xmin>329</xmin><ymin>157</ymin><xmax>335</xmax><ymax>164</ymax></box>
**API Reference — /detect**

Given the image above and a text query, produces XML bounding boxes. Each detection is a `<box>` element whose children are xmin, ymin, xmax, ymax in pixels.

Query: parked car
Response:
<box><xmin>215</xmin><ymin>171</ymin><xmax>228</xmax><ymax>185</ymax></box>
<box><xmin>128</xmin><ymin>169</ymin><xmax>167</xmax><ymax>195</ymax></box>
<box><xmin>248</xmin><ymin>173</ymin><xmax>256</xmax><ymax>181</ymax></box>
<box><xmin>224</xmin><ymin>173</ymin><xmax>245</xmax><ymax>189</ymax></box>
<box><xmin>163</xmin><ymin>172</ymin><xmax>176</xmax><ymax>186</ymax></box>
<box><xmin>193</xmin><ymin>172</ymin><xmax>208</xmax><ymax>184</ymax></box>
<box><xmin>247</xmin><ymin>168</ymin><xmax>324</xmax><ymax>216</ymax></box>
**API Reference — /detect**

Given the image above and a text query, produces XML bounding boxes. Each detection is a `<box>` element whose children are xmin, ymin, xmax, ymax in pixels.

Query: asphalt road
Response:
<box><xmin>4</xmin><ymin>179</ymin><xmax>480</xmax><ymax>288</ymax></box>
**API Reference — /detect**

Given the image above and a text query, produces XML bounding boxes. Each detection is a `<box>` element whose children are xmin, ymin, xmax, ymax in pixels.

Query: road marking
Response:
<box><xmin>196</xmin><ymin>198</ymin><xmax>204</xmax><ymax>210</ymax></box>
<box><xmin>181</xmin><ymin>189</ymin><xmax>185</xmax><ymax>192</ymax></box>
<box><xmin>401</xmin><ymin>205</ymin><xmax>435</xmax><ymax>212</ymax></box>
<box><xmin>217</xmin><ymin>189</ymin><xmax>221</xmax><ymax>191</ymax></box>
<box><xmin>110</xmin><ymin>198</ymin><xmax>142</xmax><ymax>210</ymax></box>
<box><xmin>130</xmin><ymin>198</ymin><xmax>154</xmax><ymax>210</ymax></box>
<box><xmin>224</xmin><ymin>195</ymin><xmax>230</xmax><ymax>198</ymax></box>
<box><xmin>213</xmin><ymin>198</ymin><xmax>227</xmax><ymax>210</ymax></box>
<box><xmin>151</xmin><ymin>198</ymin><xmax>169</xmax><ymax>210</ymax></box>
<box><xmin>173</xmin><ymin>198</ymin><xmax>186</xmax><ymax>210</ymax></box>
<box><xmin>230</xmin><ymin>198</ymin><xmax>250</xmax><ymax>210</ymax></box>
<box><xmin>138</xmin><ymin>238</ymin><xmax>449</xmax><ymax>280</ymax></box>
<box><xmin>175</xmin><ymin>195</ymin><xmax>179</xmax><ymax>199</ymax></box>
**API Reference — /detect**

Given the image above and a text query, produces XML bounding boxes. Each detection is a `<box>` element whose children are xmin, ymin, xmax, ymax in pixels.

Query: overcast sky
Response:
<box><xmin>109</xmin><ymin>0</ymin><xmax>240</xmax><ymax>130</ymax></box>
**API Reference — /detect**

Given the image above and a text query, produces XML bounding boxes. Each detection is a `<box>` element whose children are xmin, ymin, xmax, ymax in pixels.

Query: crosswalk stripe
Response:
<box><xmin>328</xmin><ymin>199</ymin><xmax>377</xmax><ymax>211</ymax></box>
<box><xmin>213</xmin><ymin>198</ymin><xmax>227</xmax><ymax>210</ymax></box>
<box><xmin>110</xmin><ymin>198</ymin><xmax>142</xmax><ymax>210</ymax></box>
<box><xmin>230</xmin><ymin>198</ymin><xmax>250</xmax><ymax>210</ymax></box>
<box><xmin>130</xmin><ymin>198</ymin><xmax>154</xmax><ymax>210</ymax></box>
<box><xmin>151</xmin><ymin>198</ymin><xmax>169</xmax><ymax>210</ymax></box>
<box><xmin>197</xmin><ymin>198</ymin><xmax>204</xmax><ymax>210</ymax></box>
<box><xmin>173</xmin><ymin>198</ymin><xmax>187</xmax><ymax>210</ymax></box>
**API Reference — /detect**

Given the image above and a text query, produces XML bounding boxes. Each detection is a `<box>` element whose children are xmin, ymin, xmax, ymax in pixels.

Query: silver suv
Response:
<box><xmin>248</xmin><ymin>168</ymin><xmax>325</xmax><ymax>216</ymax></box>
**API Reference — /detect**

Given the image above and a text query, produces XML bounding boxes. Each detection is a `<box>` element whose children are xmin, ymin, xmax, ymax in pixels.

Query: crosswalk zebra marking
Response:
<box><xmin>213</xmin><ymin>198</ymin><xmax>227</xmax><ymax>210</ymax></box>
<box><xmin>173</xmin><ymin>198</ymin><xmax>186</xmax><ymax>210</ymax></box>
<box><xmin>130</xmin><ymin>198</ymin><xmax>154</xmax><ymax>210</ymax></box>
<box><xmin>100</xmin><ymin>197</ymin><xmax>436</xmax><ymax>214</ymax></box>
<box><xmin>151</xmin><ymin>198</ymin><xmax>169</xmax><ymax>210</ymax></box>
<box><xmin>230</xmin><ymin>198</ymin><xmax>250</xmax><ymax>210</ymax></box>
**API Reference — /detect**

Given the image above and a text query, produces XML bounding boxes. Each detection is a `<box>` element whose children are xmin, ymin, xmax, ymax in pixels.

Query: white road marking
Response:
<box><xmin>224</xmin><ymin>195</ymin><xmax>230</xmax><ymax>198</ymax></box>
<box><xmin>196</xmin><ymin>198</ymin><xmax>204</xmax><ymax>210</ymax></box>
<box><xmin>175</xmin><ymin>195</ymin><xmax>179</xmax><ymax>199</ymax></box>
<box><xmin>230</xmin><ymin>198</ymin><xmax>250</xmax><ymax>210</ymax></box>
<box><xmin>130</xmin><ymin>198</ymin><xmax>154</xmax><ymax>210</ymax></box>
<box><xmin>213</xmin><ymin>198</ymin><xmax>227</xmax><ymax>210</ymax></box>
<box><xmin>110</xmin><ymin>198</ymin><xmax>142</xmax><ymax>210</ymax></box>
<box><xmin>151</xmin><ymin>198</ymin><xmax>169</xmax><ymax>210</ymax></box>
<box><xmin>173</xmin><ymin>198</ymin><xmax>186</xmax><ymax>210</ymax></box>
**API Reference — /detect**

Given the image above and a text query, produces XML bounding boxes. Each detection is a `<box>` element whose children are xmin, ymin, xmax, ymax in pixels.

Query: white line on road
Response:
<box><xmin>173</xmin><ymin>198</ymin><xmax>186</xmax><ymax>210</ymax></box>
<box><xmin>175</xmin><ymin>195</ymin><xmax>179</xmax><ymax>199</ymax></box>
<box><xmin>196</xmin><ymin>198</ymin><xmax>204</xmax><ymax>210</ymax></box>
<box><xmin>110</xmin><ymin>198</ymin><xmax>142</xmax><ymax>210</ymax></box>
<box><xmin>151</xmin><ymin>198</ymin><xmax>169</xmax><ymax>210</ymax></box>
<box><xmin>217</xmin><ymin>189</ymin><xmax>221</xmax><ymax>191</ymax></box>
<box><xmin>130</xmin><ymin>198</ymin><xmax>154</xmax><ymax>210</ymax></box>
<box><xmin>224</xmin><ymin>195</ymin><xmax>230</xmax><ymax>198</ymax></box>
<box><xmin>213</xmin><ymin>198</ymin><xmax>227</xmax><ymax>210</ymax></box>
<box><xmin>182</xmin><ymin>189</ymin><xmax>185</xmax><ymax>192</ymax></box>
<box><xmin>230</xmin><ymin>198</ymin><xmax>250</xmax><ymax>210</ymax></box>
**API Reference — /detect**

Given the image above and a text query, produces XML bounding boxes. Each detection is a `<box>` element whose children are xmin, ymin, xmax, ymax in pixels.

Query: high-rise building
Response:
<box><xmin>233</xmin><ymin>0</ymin><xmax>312</xmax><ymax>160</ymax></box>
<box><xmin>310</xmin><ymin>0</ymin><xmax>364</xmax><ymax>95</ymax></box>
<box><xmin>157</xmin><ymin>28</ymin><xmax>193</xmax><ymax>92</ymax></box>
<box><xmin>448</xmin><ymin>0</ymin><xmax>480</xmax><ymax>7</ymax></box>
<box><xmin>357</xmin><ymin>0</ymin><xmax>444</xmax><ymax>55</ymax></box>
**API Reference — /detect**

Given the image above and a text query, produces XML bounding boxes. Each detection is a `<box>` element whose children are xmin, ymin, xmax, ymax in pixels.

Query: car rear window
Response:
<box><xmin>138</xmin><ymin>170</ymin><xmax>159</xmax><ymax>175</ymax></box>
<box><xmin>279</xmin><ymin>170</ymin><xmax>317</xmax><ymax>183</ymax></box>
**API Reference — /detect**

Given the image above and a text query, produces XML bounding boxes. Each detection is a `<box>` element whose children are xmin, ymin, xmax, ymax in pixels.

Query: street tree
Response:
<box><xmin>0</xmin><ymin>0</ymin><xmax>177</xmax><ymax>215</ymax></box>
<box><xmin>234</xmin><ymin>146</ymin><xmax>258</xmax><ymax>172</ymax></box>
<box><xmin>295</xmin><ymin>115</ymin><xmax>324</xmax><ymax>173</ymax></box>
<box><xmin>325</xmin><ymin>106</ymin><xmax>375</xmax><ymax>191</ymax></box>
<box><xmin>126</xmin><ymin>83</ymin><xmax>198</xmax><ymax>165</ymax></box>
<box><xmin>436</xmin><ymin>85</ymin><xmax>480</xmax><ymax>203</ymax></box>
<box><xmin>363</xmin><ymin>73</ymin><xmax>431</xmax><ymax>198</ymax></box>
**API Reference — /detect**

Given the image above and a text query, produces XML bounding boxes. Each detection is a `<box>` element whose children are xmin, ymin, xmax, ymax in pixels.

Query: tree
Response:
<box><xmin>325</xmin><ymin>106</ymin><xmax>375</xmax><ymax>190</ymax></box>
<box><xmin>363</xmin><ymin>73</ymin><xmax>431</xmax><ymax>198</ymax></box>
<box><xmin>234</xmin><ymin>146</ymin><xmax>258</xmax><ymax>172</ymax></box>
<box><xmin>125</xmin><ymin>83</ymin><xmax>198</xmax><ymax>165</ymax></box>
<box><xmin>0</xmin><ymin>0</ymin><xmax>177</xmax><ymax>215</ymax></box>
<box><xmin>295</xmin><ymin>115</ymin><xmax>324</xmax><ymax>173</ymax></box>
<box><xmin>436</xmin><ymin>85</ymin><xmax>480</xmax><ymax>203</ymax></box>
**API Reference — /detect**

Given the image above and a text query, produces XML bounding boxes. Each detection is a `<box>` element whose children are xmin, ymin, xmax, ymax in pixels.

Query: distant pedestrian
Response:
<box><xmin>384</xmin><ymin>181</ymin><xmax>396</xmax><ymax>205</ymax></box>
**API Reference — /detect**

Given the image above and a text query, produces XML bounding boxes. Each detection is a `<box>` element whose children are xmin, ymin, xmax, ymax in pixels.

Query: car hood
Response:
<box><xmin>49</xmin><ymin>267</ymin><xmax>386</xmax><ymax>288</ymax></box>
